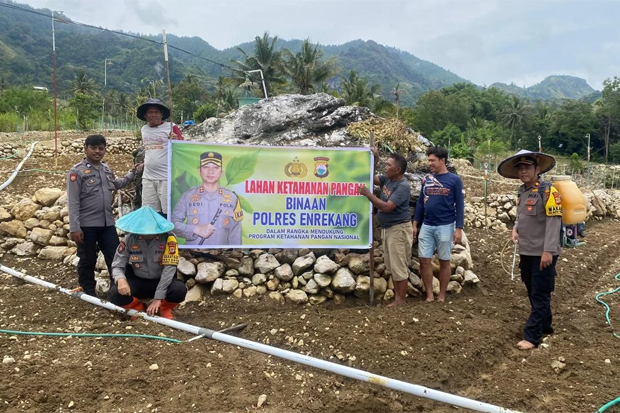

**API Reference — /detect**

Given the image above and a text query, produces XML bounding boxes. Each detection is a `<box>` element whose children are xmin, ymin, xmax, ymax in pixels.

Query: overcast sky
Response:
<box><xmin>23</xmin><ymin>0</ymin><xmax>620</xmax><ymax>90</ymax></box>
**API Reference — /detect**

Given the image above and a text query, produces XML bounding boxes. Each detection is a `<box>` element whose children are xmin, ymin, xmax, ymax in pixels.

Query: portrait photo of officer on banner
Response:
<box><xmin>170</xmin><ymin>147</ymin><xmax>244</xmax><ymax>247</ymax></box>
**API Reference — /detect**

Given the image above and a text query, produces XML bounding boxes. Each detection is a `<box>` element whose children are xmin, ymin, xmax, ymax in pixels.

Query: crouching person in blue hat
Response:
<box><xmin>108</xmin><ymin>206</ymin><xmax>187</xmax><ymax>319</ymax></box>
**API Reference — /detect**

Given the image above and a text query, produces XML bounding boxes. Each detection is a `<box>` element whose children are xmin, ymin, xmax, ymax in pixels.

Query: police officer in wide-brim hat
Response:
<box><xmin>108</xmin><ymin>206</ymin><xmax>186</xmax><ymax>319</ymax></box>
<box><xmin>136</xmin><ymin>98</ymin><xmax>171</xmax><ymax>121</ymax></box>
<box><xmin>497</xmin><ymin>149</ymin><xmax>556</xmax><ymax>179</ymax></box>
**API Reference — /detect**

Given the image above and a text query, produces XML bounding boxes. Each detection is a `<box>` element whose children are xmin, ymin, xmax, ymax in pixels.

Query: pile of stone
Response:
<box><xmin>0</xmin><ymin>188</ymin><xmax>74</xmax><ymax>260</ymax></box>
<box><xmin>465</xmin><ymin>194</ymin><xmax>517</xmax><ymax>231</ymax></box>
<box><xmin>31</xmin><ymin>136</ymin><xmax>140</xmax><ymax>158</ymax></box>
<box><xmin>464</xmin><ymin>188</ymin><xmax>620</xmax><ymax>231</ymax></box>
<box><xmin>0</xmin><ymin>185</ymin><xmax>480</xmax><ymax>305</ymax></box>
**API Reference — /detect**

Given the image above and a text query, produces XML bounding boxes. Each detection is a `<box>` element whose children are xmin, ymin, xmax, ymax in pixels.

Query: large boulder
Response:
<box><xmin>0</xmin><ymin>220</ymin><xmax>27</xmax><ymax>238</ymax></box>
<box><xmin>34</xmin><ymin>188</ymin><xmax>63</xmax><ymax>207</ymax></box>
<box><xmin>331</xmin><ymin>268</ymin><xmax>356</xmax><ymax>294</ymax></box>
<box><xmin>196</xmin><ymin>262</ymin><xmax>226</xmax><ymax>284</ymax></box>
<box><xmin>254</xmin><ymin>254</ymin><xmax>280</xmax><ymax>274</ymax></box>
<box><xmin>11</xmin><ymin>198</ymin><xmax>41</xmax><ymax>221</ymax></box>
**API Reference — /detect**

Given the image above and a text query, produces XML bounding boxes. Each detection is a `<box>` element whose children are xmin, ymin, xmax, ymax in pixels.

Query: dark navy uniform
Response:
<box><xmin>172</xmin><ymin>185</ymin><xmax>243</xmax><ymax>246</ymax></box>
<box><xmin>67</xmin><ymin>160</ymin><xmax>134</xmax><ymax>295</ymax></box>
<box><xmin>515</xmin><ymin>180</ymin><xmax>562</xmax><ymax>346</ymax></box>
<box><xmin>108</xmin><ymin>233</ymin><xmax>186</xmax><ymax>306</ymax></box>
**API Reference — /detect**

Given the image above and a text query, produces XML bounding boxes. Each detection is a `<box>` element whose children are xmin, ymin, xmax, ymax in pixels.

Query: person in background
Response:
<box><xmin>136</xmin><ymin>98</ymin><xmax>183</xmax><ymax>217</ymax></box>
<box><xmin>67</xmin><ymin>134</ymin><xmax>142</xmax><ymax>297</ymax></box>
<box><xmin>413</xmin><ymin>146</ymin><xmax>465</xmax><ymax>303</ymax></box>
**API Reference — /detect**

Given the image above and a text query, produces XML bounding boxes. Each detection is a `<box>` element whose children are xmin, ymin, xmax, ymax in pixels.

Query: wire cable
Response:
<box><xmin>0</xmin><ymin>2</ymin><xmax>239</xmax><ymax>72</ymax></box>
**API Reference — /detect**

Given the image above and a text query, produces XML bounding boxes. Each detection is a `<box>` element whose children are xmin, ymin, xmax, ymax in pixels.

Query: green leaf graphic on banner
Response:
<box><xmin>224</xmin><ymin>150</ymin><xmax>260</xmax><ymax>187</ymax></box>
<box><xmin>235</xmin><ymin>193</ymin><xmax>254</xmax><ymax>214</ymax></box>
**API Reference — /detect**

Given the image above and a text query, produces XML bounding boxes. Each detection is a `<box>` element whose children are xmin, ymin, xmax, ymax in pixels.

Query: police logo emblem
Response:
<box><xmin>70</xmin><ymin>174</ymin><xmax>77</xmax><ymax>182</ymax></box>
<box><xmin>134</xmin><ymin>263</ymin><xmax>141</xmax><ymax>269</ymax></box>
<box><xmin>284</xmin><ymin>157</ymin><xmax>308</xmax><ymax>178</ymax></box>
<box><xmin>192</xmin><ymin>209</ymin><xmax>198</xmax><ymax>215</ymax></box>
<box><xmin>223</xmin><ymin>218</ymin><xmax>229</xmax><ymax>225</ymax></box>
<box><xmin>313</xmin><ymin>157</ymin><xmax>330</xmax><ymax>178</ymax></box>
<box><xmin>192</xmin><ymin>218</ymin><xmax>199</xmax><ymax>224</ymax></box>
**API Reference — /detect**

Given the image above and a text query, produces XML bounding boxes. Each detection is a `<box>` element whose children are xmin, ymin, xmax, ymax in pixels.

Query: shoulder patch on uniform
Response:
<box><xmin>545</xmin><ymin>185</ymin><xmax>563</xmax><ymax>217</ymax></box>
<box><xmin>117</xmin><ymin>241</ymin><xmax>126</xmax><ymax>253</ymax></box>
<box><xmin>161</xmin><ymin>235</ymin><xmax>179</xmax><ymax>266</ymax></box>
<box><xmin>70</xmin><ymin>174</ymin><xmax>77</xmax><ymax>182</ymax></box>
<box><xmin>233</xmin><ymin>195</ymin><xmax>243</xmax><ymax>222</ymax></box>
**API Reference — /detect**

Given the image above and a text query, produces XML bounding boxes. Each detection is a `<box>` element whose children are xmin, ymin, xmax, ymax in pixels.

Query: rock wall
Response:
<box><xmin>465</xmin><ymin>189</ymin><xmax>620</xmax><ymax>230</ymax></box>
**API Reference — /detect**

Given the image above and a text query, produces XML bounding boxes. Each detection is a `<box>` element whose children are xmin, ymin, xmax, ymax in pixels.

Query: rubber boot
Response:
<box><xmin>121</xmin><ymin>297</ymin><xmax>144</xmax><ymax>321</ymax></box>
<box><xmin>159</xmin><ymin>299</ymin><xmax>178</xmax><ymax>319</ymax></box>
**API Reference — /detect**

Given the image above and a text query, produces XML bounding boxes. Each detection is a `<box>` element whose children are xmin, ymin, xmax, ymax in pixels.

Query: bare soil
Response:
<box><xmin>1</xmin><ymin>133</ymin><xmax>620</xmax><ymax>413</ymax></box>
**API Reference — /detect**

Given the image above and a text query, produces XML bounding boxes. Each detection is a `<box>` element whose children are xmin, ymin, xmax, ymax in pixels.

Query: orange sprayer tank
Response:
<box><xmin>550</xmin><ymin>175</ymin><xmax>587</xmax><ymax>225</ymax></box>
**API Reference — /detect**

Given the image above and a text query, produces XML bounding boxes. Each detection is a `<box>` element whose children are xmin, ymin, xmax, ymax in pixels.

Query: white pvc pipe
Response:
<box><xmin>0</xmin><ymin>141</ymin><xmax>38</xmax><ymax>191</ymax></box>
<box><xmin>0</xmin><ymin>264</ymin><xmax>520</xmax><ymax>413</ymax></box>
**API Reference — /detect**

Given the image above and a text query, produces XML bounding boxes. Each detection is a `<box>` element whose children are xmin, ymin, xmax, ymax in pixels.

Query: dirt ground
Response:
<box><xmin>1</xmin><ymin>133</ymin><xmax>620</xmax><ymax>413</ymax></box>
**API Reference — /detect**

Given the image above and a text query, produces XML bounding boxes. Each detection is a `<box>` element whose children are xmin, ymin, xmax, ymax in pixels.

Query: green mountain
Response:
<box><xmin>0</xmin><ymin>1</ymin><xmax>598</xmax><ymax>106</ymax></box>
<box><xmin>489</xmin><ymin>75</ymin><xmax>597</xmax><ymax>100</ymax></box>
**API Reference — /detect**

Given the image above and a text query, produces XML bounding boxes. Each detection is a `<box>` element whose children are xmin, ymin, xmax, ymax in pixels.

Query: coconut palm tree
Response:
<box><xmin>231</xmin><ymin>32</ymin><xmax>286</xmax><ymax>97</ymax></box>
<box><xmin>342</xmin><ymin>70</ymin><xmax>381</xmax><ymax>108</ymax></box>
<box><xmin>502</xmin><ymin>95</ymin><xmax>528</xmax><ymax>144</ymax></box>
<box><xmin>282</xmin><ymin>39</ymin><xmax>337</xmax><ymax>95</ymax></box>
<box><xmin>71</xmin><ymin>70</ymin><xmax>97</xmax><ymax>95</ymax></box>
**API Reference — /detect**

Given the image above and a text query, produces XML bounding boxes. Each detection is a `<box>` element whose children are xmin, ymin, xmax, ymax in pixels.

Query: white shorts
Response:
<box><xmin>142</xmin><ymin>179</ymin><xmax>168</xmax><ymax>213</ymax></box>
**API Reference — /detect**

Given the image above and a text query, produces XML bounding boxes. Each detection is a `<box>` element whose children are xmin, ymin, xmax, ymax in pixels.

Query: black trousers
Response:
<box><xmin>107</xmin><ymin>266</ymin><xmax>187</xmax><ymax>306</ymax></box>
<box><xmin>76</xmin><ymin>226</ymin><xmax>119</xmax><ymax>295</ymax></box>
<box><xmin>519</xmin><ymin>255</ymin><xmax>558</xmax><ymax>346</ymax></box>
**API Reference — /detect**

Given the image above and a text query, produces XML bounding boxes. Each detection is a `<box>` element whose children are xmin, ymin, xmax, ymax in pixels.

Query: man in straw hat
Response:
<box><xmin>137</xmin><ymin>98</ymin><xmax>184</xmax><ymax>217</ymax></box>
<box><xmin>497</xmin><ymin>149</ymin><xmax>562</xmax><ymax>350</ymax></box>
<box><xmin>108</xmin><ymin>206</ymin><xmax>187</xmax><ymax>319</ymax></box>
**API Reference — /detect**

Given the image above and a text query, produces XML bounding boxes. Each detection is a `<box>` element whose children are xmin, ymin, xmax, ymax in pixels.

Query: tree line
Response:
<box><xmin>1</xmin><ymin>31</ymin><xmax>619</xmax><ymax>167</ymax></box>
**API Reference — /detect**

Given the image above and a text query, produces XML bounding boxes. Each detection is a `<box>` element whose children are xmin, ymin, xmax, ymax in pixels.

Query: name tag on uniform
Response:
<box><xmin>189</xmin><ymin>202</ymin><xmax>203</xmax><ymax>207</ymax></box>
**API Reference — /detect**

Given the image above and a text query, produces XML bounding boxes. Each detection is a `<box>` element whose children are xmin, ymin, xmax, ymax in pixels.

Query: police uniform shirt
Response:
<box><xmin>515</xmin><ymin>181</ymin><xmax>562</xmax><ymax>256</ymax></box>
<box><xmin>67</xmin><ymin>160</ymin><xmax>135</xmax><ymax>232</ymax></box>
<box><xmin>111</xmin><ymin>234</ymin><xmax>177</xmax><ymax>300</ymax></box>
<box><xmin>171</xmin><ymin>185</ymin><xmax>243</xmax><ymax>245</ymax></box>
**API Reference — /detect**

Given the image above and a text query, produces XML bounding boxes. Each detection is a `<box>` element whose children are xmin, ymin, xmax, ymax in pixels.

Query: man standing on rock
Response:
<box><xmin>171</xmin><ymin>151</ymin><xmax>243</xmax><ymax>246</ymax></box>
<box><xmin>67</xmin><ymin>135</ymin><xmax>142</xmax><ymax>297</ymax></box>
<box><xmin>137</xmin><ymin>98</ymin><xmax>183</xmax><ymax>217</ymax></box>
<box><xmin>358</xmin><ymin>148</ymin><xmax>413</xmax><ymax>307</ymax></box>
<box><xmin>498</xmin><ymin>150</ymin><xmax>561</xmax><ymax>350</ymax></box>
<box><xmin>413</xmin><ymin>146</ymin><xmax>464</xmax><ymax>303</ymax></box>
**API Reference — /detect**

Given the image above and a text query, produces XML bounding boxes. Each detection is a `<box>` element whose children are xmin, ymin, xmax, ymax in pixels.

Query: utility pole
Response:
<box><xmin>246</xmin><ymin>69</ymin><xmax>268</xmax><ymax>99</ymax></box>
<box><xmin>586</xmin><ymin>133</ymin><xmax>591</xmax><ymax>186</ymax></box>
<box><xmin>51</xmin><ymin>11</ymin><xmax>58</xmax><ymax>157</ymax></box>
<box><xmin>102</xmin><ymin>59</ymin><xmax>112</xmax><ymax>131</ymax></box>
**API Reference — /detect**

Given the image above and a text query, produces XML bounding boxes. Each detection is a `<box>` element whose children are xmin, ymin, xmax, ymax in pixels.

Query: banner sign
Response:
<box><xmin>167</xmin><ymin>141</ymin><xmax>373</xmax><ymax>249</ymax></box>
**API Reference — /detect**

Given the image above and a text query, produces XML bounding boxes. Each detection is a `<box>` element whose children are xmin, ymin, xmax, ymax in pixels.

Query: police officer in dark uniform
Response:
<box><xmin>67</xmin><ymin>135</ymin><xmax>142</xmax><ymax>296</ymax></box>
<box><xmin>108</xmin><ymin>206</ymin><xmax>186</xmax><ymax>319</ymax></box>
<box><xmin>498</xmin><ymin>149</ymin><xmax>562</xmax><ymax>350</ymax></box>
<box><xmin>171</xmin><ymin>151</ymin><xmax>243</xmax><ymax>246</ymax></box>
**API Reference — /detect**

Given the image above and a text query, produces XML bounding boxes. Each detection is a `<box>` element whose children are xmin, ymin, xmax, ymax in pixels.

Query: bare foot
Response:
<box><xmin>387</xmin><ymin>300</ymin><xmax>406</xmax><ymax>307</ymax></box>
<box><xmin>424</xmin><ymin>296</ymin><xmax>434</xmax><ymax>302</ymax></box>
<box><xmin>517</xmin><ymin>340</ymin><xmax>536</xmax><ymax>350</ymax></box>
<box><xmin>437</xmin><ymin>295</ymin><xmax>446</xmax><ymax>302</ymax></box>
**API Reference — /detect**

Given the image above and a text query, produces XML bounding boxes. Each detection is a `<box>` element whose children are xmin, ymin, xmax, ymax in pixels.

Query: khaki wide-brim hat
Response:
<box><xmin>497</xmin><ymin>149</ymin><xmax>556</xmax><ymax>179</ymax></box>
<box><xmin>136</xmin><ymin>98</ymin><xmax>170</xmax><ymax>121</ymax></box>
